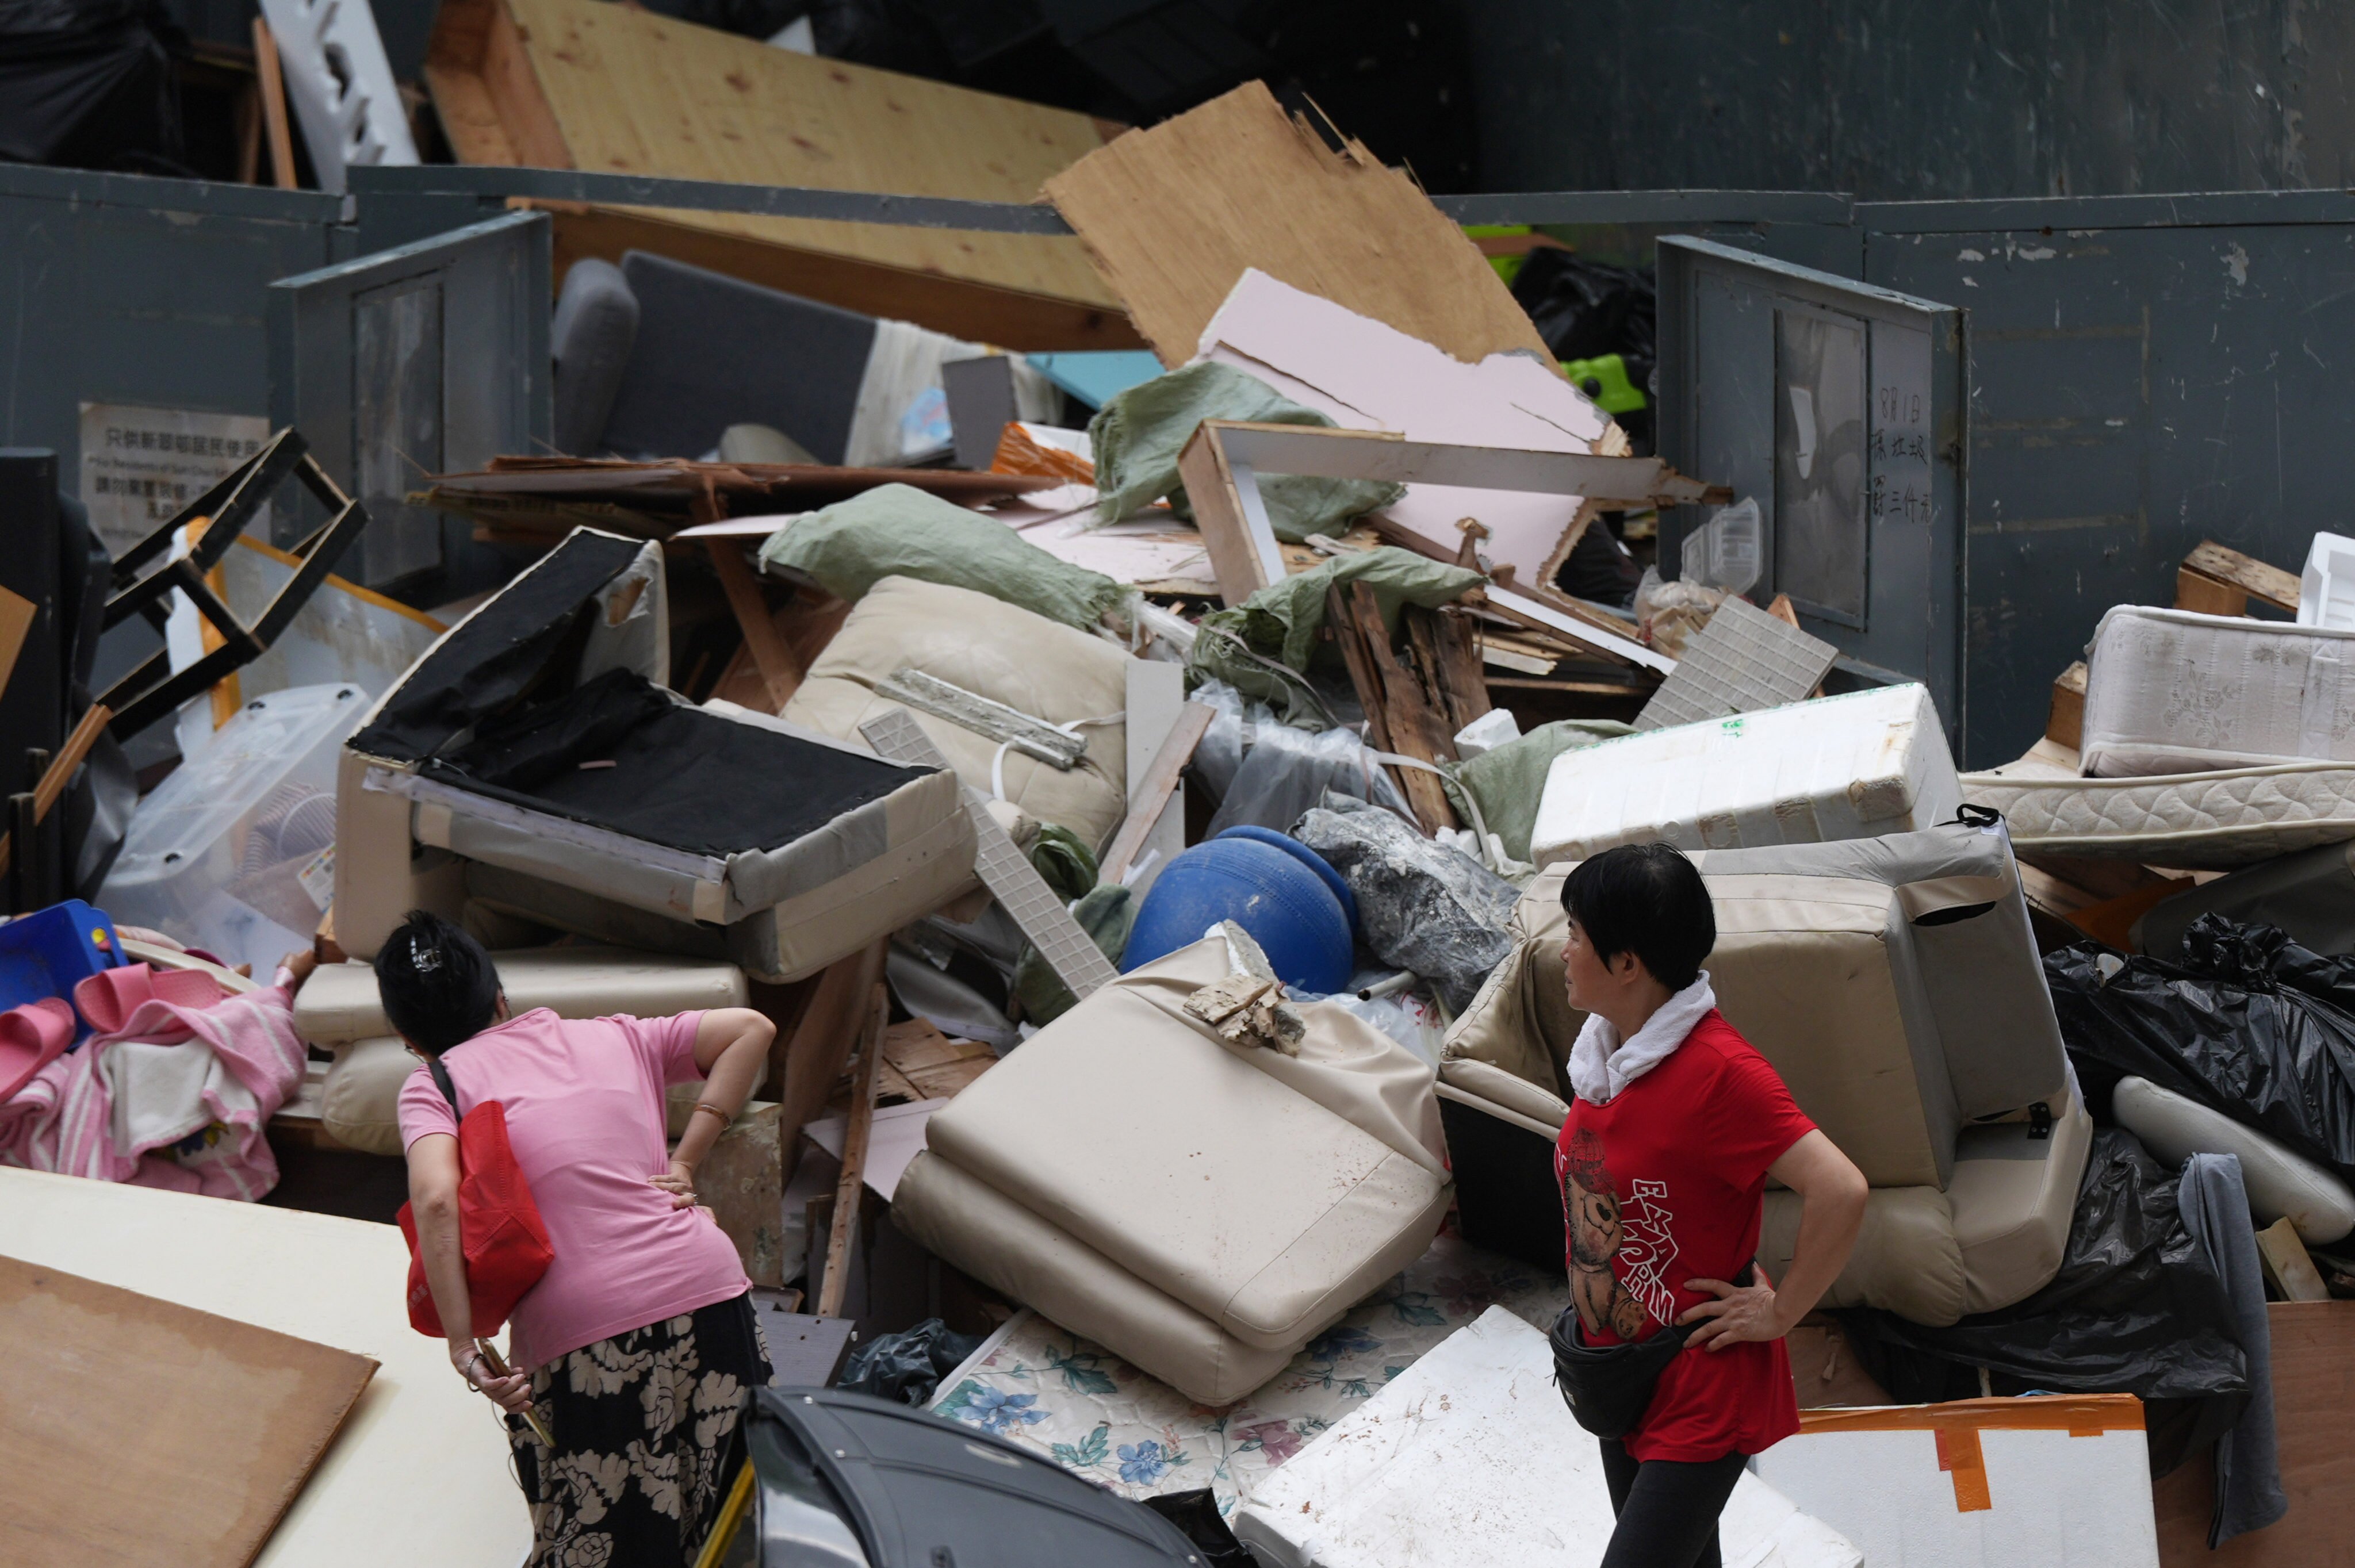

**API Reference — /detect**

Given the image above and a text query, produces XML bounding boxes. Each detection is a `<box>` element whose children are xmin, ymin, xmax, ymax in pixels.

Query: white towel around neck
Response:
<box><xmin>1568</xmin><ymin>972</ymin><xmax>1717</xmax><ymax>1106</ymax></box>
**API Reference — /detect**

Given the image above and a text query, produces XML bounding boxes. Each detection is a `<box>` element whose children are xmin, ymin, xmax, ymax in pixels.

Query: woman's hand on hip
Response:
<box><xmin>649</xmin><ymin>1159</ymin><xmax>700</xmax><ymax>1210</ymax></box>
<box><xmin>1676</xmin><ymin>1263</ymin><xmax>1789</xmax><ymax>1350</ymax></box>
<box><xmin>451</xmin><ymin>1341</ymin><xmax>534</xmax><ymax>1413</ymax></box>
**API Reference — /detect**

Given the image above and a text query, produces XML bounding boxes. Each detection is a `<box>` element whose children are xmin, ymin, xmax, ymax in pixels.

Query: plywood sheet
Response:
<box><xmin>0</xmin><ymin>1255</ymin><xmax>376</xmax><ymax>1568</ymax></box>
<box><xmin>427</xmin><ymin>0</ymin><xmax>1119</xmax><ymax>317</ymax></box>
<box><xmin>1045</xmin><ymin>82</ymin><xmax>1554</xmax><ymax>369</ymax></box>
<box><xmin>0</xmin><ymin>1168</ymin><xmax>532</xmax><ymax>1568</ymax></box>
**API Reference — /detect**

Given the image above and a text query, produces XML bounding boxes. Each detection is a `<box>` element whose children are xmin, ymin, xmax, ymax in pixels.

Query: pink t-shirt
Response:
<box><xmin>397</xmin><ymin>1007</ymin><xmax>748</xmax><ymax>1371</ymax></box>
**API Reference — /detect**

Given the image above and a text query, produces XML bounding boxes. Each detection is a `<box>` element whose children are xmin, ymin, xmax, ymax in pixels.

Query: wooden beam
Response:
<box><xmin>1098</xmin><ymin>700</ymin><xmax>1213</xmax><ymax>886</ymax></box>
<box><xmin>2047</xmin><ymin>661</ymin><xmax>2088</xmax><ymax>750</ymax></box>
<box><xmin>704</xmin><ymin>537</ymin><xmax>803</xmax><ymax>712</ymax></box>
<box><xmin>815</xmin><ymin>980</ymin><xmax>889</xmax><ymax>1319</ymax></box>
<box><xmin>2176</xmin><ymin>540</ymin><xmax>2300</xmax><ymax>618</ymax></box>
<box><xmin>1342</xmin><ymin>581</ymin><xmax>1458</xmax><ymax>834</ymax></box>
<box><xmin>776</xmin><ymin>941</ymin><xmax>886</xmax><ymax>1187</ymax></box>
<box><xmin>252</xmin><ymin>18</ymin><xmax>297</xmax><ymax>190</ymax></box>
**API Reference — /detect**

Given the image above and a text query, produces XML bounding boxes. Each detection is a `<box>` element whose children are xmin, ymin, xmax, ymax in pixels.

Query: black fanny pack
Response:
<box><xmin>1548</xmin><ymin>1261</ymin><xmax>1755</xmax><ymax>1441</ymax></box>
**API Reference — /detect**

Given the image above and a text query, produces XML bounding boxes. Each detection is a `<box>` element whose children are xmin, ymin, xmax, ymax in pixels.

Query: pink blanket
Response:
<box><xmin>0</xmin><ymin>983</ymin><xmax>305</xmax><ymax>1201</ymax></box>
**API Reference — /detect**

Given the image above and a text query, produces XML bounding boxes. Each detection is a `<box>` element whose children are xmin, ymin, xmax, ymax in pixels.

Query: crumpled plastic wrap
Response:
<box><xmin>1292</xmin><ymin>796</ymin><xmax>1520</xmax><ymax>1014</ymax></box>
<box><xmin>1189</xmin><ymin>680</ymin><xmax>1415</xmax><ymax>836</ymax></box>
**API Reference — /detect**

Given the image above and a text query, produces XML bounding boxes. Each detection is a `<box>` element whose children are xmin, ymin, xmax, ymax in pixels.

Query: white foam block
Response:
<box><xmin>2081</xmin><ymin>604</ymin><xmax>2355</xmax><ymax>777</ymax></box>
<box><xmin>1531</xmin><ymin>684</ymin><xmax>1962</xmax><ymax>868</ymax></box>
<box><xmin>1232</xmin><ymin>1306</ymin><xmax>1859</xmax><ymax>1568</ymax></box>
<box><xmin>2113</xmin><ymin>1075</ymin><xmax>2355</xmax><ymax>1245</ymax></box>
<box><xmin>1751</xmin><ymin>1402</ymin><xmax>2158</xmax><ymax>1568</ymax></box>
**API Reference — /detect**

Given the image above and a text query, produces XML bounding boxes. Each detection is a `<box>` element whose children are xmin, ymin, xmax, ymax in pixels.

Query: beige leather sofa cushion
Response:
<box><xmin>893</xmin><ymin>1152</ymin><xmax>1296</xmax><ymax>1406</ymax></box>
<box><xmin>1762</xmin><ymin>1184</ymin><xmax>1963</xmax><ymax>1325</ymax></box>
<box><xmin>320</xmin><ymin>1036</ymin><xmax>413</xmax><ymax>1157</ymax></box>
<box><xmin>1705</xmin><ymin>873</ymin><xmax>1956</xmax><ymax>1190</ymax></box>
<box><xmin>782</xmin><ymin>576</ymin><xmax>1131</xmax><ymax>851</ymax></box>
<box><xmin>294</xmin><ymin>947</ymin><xmax>749</xmax><ymax>1045</ymax></box>
<box><xmin>913</xmin><ymin>938</ymin><xmax>1449</xmax><ymax>1352</ymax></box>
<box><xmin>1946</xmin><ymin>1092</ymin><xmax>2093</xmax><ymax>1315</ymax></box>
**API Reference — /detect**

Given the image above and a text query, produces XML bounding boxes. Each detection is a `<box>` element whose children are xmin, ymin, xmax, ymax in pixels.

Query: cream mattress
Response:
<box><xmin>1962</xmin><ymin>737</ymin><xmax>2355</xmax><ymax>869</ymax></box>
<box><xmin>2081</xmin><ymin>604</ymin><xmax>2355</xmax><ymax>776</ymax></box>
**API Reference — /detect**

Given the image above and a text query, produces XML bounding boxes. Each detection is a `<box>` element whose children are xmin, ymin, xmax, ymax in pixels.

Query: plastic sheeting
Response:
<box><xmin>835</xmin><ymin>1317</ymin><xmax>986</xmax><ymax>1406</ymax></box>
<box><xmin>2048</xmin><ymin>915</ymin><xmax>2355</xmax><ymax>1186</ymax></box>
<box><xmin>1188</xmin><ymin>680</ymin><xmax>1415</xmax><ymax>838</ymax></box>
<box><xmin>1838</xmin><ymin>1128</ymin><xmax>2250</xmax><ymax>1478</ymax></box>
<box><xmin>1293</xmin><ymin>798</ymin><xmax>1519</xmax><ymax>1014</ymax></box>
<box><xmin>1087</xmin><ymin>361</ymin><xmax>1400</xmax><ymax>540</ymax></box>
<box><xmin>759</xmin><ymin>483</ymin><xmax>1123</xmax><ymax>630</ymax></box>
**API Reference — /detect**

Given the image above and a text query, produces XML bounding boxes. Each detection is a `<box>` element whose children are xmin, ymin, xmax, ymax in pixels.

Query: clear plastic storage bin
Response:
<box><xmin>99</xmin><ymin>684</ymin><xmax>369</xmax><ymax>975</ymax></box>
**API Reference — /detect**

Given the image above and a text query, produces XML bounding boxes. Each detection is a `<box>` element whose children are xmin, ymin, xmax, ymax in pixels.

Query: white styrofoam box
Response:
<box><xmin>100</xmin><ymin>684</ymin><xmax>369</xmax><ymax>975</ymax></box>
<box><xmin>2081</xmin><ymin>605</ymin><xmax>2355</xmax><ymax>777</ymax></box>
<box><xmin>258</xmin><ymin>0</ymin><xmax>418</xmax><ymax>195</ymax></box>
<box><xmin>1752</xmin><ymin>1398</ymin><xmax>2158</xmax><ymax>1568</ymax></box>
<box><xmin>1232</xmin><ymin>1307</ymin><xmax>1860</xmax><ymax>1568</ymax></box>
<box><xmin>2300</xmin><ymin>531</ymin><xmax>2355</xmax><ymax>630</ymax></box>
<box><xmin>1530</xmin><ymin>683</ymin><xmax>1961</xmax><ymax>868</ymax></box>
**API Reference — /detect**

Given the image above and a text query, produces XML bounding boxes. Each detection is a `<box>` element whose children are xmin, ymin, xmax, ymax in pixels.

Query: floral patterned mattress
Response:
<box><xmin>928</xmin><ymin>1232</ymin><xmax>1569</xmax><ymax>1515</ymax></box>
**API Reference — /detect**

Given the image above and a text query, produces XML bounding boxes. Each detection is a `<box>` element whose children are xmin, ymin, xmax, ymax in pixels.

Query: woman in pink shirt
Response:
<box><xmin>388</xmin><ymin>911</ymin><xmax>776</xmax><ymax>1568</ymax></box>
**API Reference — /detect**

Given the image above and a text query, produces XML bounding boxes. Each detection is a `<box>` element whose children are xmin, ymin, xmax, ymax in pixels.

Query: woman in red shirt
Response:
<box><xmin>1553</xmin><ymin>844</ymin><xmax>1868</xmax><ymax>1568</ymax></box>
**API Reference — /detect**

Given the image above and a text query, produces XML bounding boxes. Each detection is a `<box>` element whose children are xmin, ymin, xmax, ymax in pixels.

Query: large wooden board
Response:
<box><xmin>426</xmin><ymin>0</ymin><xmax>1126</xmax><ymax>341</ymax></box>
<box><xmin>1044</xmin><ymin>82</ymin><xmax>1554</xmax><ymax>369</ymax></box>
<box><xmin>2153</xmin><ymin>1299</ymin><xmax>2355</xmax><ymax>1566</ymax></box>
<box><xmin>0</xmin><ymin>1253</ymin><xmax>376</xmax><ymax>1568</ymax></box>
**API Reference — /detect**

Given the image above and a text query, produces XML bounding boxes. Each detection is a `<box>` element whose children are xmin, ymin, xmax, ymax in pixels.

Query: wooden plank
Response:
<box><xmin>1044</xmin><ymin>82</ymin><xmax>1554</xmax><ymax>369</ymax></box>
<box><xmin>776</xmin><ymin>941</ymin><xmax>886</xmax><ymax>1187</ymax></box>
<box><xmin>2258</xmin><ymin>1217</ymin><xmax>2331</xmax><ymax>1302</ymax></box>
<box><xmin>1411</xmin><ymin>604</ymin><xmax>1491</xmax><ymax>734</ymax></box>
<box><xmin>878</xmin><ymin>1019</ymin><xmax>996</xmax><ymax>1101</ymax></box>
<box><xmin>1326</xmin><ymin>580</ymin><xmax>1398</xmax><ymax>757</ymax></box>
<box><xmin>2183</xmin><ymin>540</ymin><xmax>2300</xmax><ymax>615</ymax></box>
<box><xmin>1123</xmin><ymin>658</ymin><xmax>1188</xmax><ymax>895</ymax></box>
<box><xmin>1178</xmin><ymin>419</ymin><xmax>1280</xmax><ymax>605</ymax></box>
<box><xmin>2176</xmin><ymin>566</ymin><xmax>2251</xmax><ymax>618</ymax></box>
<box><xmin>428</xmin><ymin>0</ymin><xmax>1119</xmax><ymax>311</ymax></box>
<box><xmin>1347</xmin><ymin>581</ymin><xmax>1458</xmax><ymax>834</ymax></box>
<box><xmin>2048</xmin><ymin>660</ymin><xmax>2088</xmax><ymax>749</ymax></box>
<box><xmin>0</xmin><ymin>702</ymin><xmax>110</xmax><ymax>881</ymax></box>
<box><xmin>252</xmin><ymin>17</ymin><xmax>297</xmax><ymax>190</ymax></box>
<box><xmin>2154</xmin><ymin>1300</ymin><xmax>2355</xmax><ymax>1566</ymax></box>
<box><xmin>816</xmin><ymin>982</ymin><xmax>888</xmax><ymax>1319</ymax></box>
<box><xmin>704</xmin><ymin>537</ymin><xmax>802</xmax><ymax>711</ymax></box>
<box><xmin>1098</xmin><ymin>700</ymin><xmax>1213</xmax><ymax>886</ymax></box>
<box><xmin>543</xmin><ymin>205</ymin><xmax>1145</xmax><ymax>353</ymax></box>
<box><xmin>0</xmin><ymin>1256</ymin><xmax>377</xmax><ymax>1568</ymax></box>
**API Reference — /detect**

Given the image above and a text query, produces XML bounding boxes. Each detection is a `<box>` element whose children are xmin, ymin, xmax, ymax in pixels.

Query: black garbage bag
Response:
<box><xmin>0</xmin><ymin>0</ymin><xmax>184</xmax><ymax>172</ymax></box>
<box><xmin>834</xmin><ymin>1317</ymin><xmax>985</xmax><ymax>1406</ymax></box>
<box><xmin>1507</xmin><ymin>250</ymin><xmax>1657</xmax><ymax>379</ymax></box>
<box><xmin>2046</xmin><ymin>914</ymin><xmax>2355</xmax><ymax>1184</ymax></box>
<box><xmin>1140</xmin><ymin>1489</ymin><xmax>1254</xmax><ymax>1567</ymax></box>
<box><xmin>1839</xmin><ymin>1128</ymin><xmax>2248</xmax><ymax>1476</ymax></box>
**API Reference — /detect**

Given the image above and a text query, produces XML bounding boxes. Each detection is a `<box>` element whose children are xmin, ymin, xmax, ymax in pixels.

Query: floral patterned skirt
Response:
<box><xmin>508</xmin><ymin>1293</ymin><xmax>772</xmax><ymax>1568</ymax></box>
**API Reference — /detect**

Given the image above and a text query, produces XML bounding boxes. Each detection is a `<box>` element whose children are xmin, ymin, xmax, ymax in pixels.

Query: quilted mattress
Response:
<box><xmin>2081</xmin><ymin>604</ymin><xmax>2355</xmax><ymax>776</ymax></box>
<box><xmin>1530</xmin><ymin>683</ymin><xmax>1960</xmax><ymax>868</ymax></box>
<box><xmin>1962</xmin><ymin>737</ymin><xmax>2355</xmax><ymax>870</ymax></box>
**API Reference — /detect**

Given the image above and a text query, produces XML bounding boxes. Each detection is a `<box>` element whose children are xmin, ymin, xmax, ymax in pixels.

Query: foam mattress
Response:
<box><xmin>2081</xmin><ymin>604</ymin><xmax>2355</xmax><ymax>776</ymax></box>
<box><xmin>1530</xmin><ymin>683</ymin><xmax>1961</xmax><ymax>868</ymax></box>
<box><xmin>1962</xmin><ymin>737</ymin><xmax>2355</xmax><ymax>870</ymax></box>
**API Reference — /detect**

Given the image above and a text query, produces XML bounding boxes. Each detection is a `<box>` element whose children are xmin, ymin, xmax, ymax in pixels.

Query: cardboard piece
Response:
<box><xmin>1044</xmin><ymin>83</ymin><xmax>1551</xmax><ymax>369</ymax></box>
<box><xmin>803</xmin><ymin>1097</ymin><xmax>950</xmax><ymax>1204</ymax></box>
<box><xmin>0</xmin><ymin>1255</ymin><xmax>376</xmax><ymax>1568</ymax></box>
<box><xmin>1199</xmin><ymin>269</ymin><xmax>1622</xmax><ymax>588</ymax></box>
<box><xmin>1755</xmin><ymin>1396</ymin><xmax>2157</xmax><ymax>1568</ymax></box>
<box><xmin>424</xmin><ymin>0</ymin><xmax>1128</xmax><ymax>348</ymax></box>
<box><xmin>0</xmin><ymin>1167</ymin><xmax>529</xmax><ymax>1567</ymax></box>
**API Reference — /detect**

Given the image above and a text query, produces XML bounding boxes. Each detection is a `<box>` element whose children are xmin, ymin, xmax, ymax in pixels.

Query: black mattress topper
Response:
<box><xmin>419</xmin><ymin>669</ymin><xmax>930</xmax><ymax>858</ymax></box>
<box><xmin>355</xmin><ymin>530</ymin><xmax>646</xmax><ymax>764</ymax></box>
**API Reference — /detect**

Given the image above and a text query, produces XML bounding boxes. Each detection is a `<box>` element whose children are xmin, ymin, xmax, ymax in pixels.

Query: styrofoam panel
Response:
<box><xmin>258</xmin><ymin>0</ymin><xmax>418</xmax><ymax>195</ymax></box>
<box><xmin>1531</xmin><ymin>684</ymin><xmax>1962</xmax><ymax>868</ymax></box>
<box><xmin>1233</xmin><ymin>1307</ymin><xmax>1860</xmax><ymax>1568</ymax></box>
<box><xmin>2081</xmin><ymin>604</ymin><xmax>2355</xmax><ymax>777</ymax></box>
<box><xmin>1752</xmin><ymin>1416</ymin><xmax>2158</xmax><ymax>1568</ymax></box>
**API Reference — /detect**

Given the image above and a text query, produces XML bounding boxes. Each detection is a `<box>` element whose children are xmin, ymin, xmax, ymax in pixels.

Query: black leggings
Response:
<box><xmin>1598</xmin><ymin>1439</ymin><xmax>1748</xmax><ymax>1568</ymax></box>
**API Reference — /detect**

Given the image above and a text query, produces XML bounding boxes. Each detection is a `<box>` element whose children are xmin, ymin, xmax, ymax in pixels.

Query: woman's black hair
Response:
<box><xmin>1561</xmin><ymin>843</ymin><xmax>1715</xmax><ymax>991</ymax></box>
<box><xmin>376</xmin><ymin>909</ymin><xmax>502</xmax><ymax>1055</ymax></box>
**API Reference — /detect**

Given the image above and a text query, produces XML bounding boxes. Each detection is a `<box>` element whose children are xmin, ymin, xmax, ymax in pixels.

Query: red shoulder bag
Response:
<box><xmin>396</xmin><ymin>1054</ymin><xmax>554</xmax><ymax>1337</ymax></box>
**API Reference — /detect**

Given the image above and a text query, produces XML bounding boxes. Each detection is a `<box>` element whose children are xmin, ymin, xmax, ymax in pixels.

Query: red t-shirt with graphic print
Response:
<box><xmin>1554</xmin><ymin>1008</ymin><xmax>1817</xmax><ymax>1462</ymax></box>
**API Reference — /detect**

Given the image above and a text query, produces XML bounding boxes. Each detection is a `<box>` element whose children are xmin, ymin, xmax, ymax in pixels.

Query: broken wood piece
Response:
<box><xmin>2176</xmin><ymin>540</ymin><xmax>2300</xmax><ymax>618</ymax></box>
<box><xmin>1408</xmin><ymin>605</ymin><xmax>1491</xmax><ymax>735</ymax></box>
<box><xmin>776</xmin><ymin>940</ymin><xmax>887</xmax><ymax>1187</ymax></box>
<box><xmin>1471</xmin><ymin>584</ymin><xmax>1672</xmax><ymax>675</ymax></box>
<box><xmin>1325</xmin><ymin>580</ymin><xmax>1398</xmax><ymax>757</ymax></box>
<box><xmin>878</xmin><ymin>1018</ymin><xmax>997</xmax><ymax>1101</ymax></box>
<box><xmin>252</xmin><ymin>16</ymin><xmax>298</xmax><ymax>190</ymax></box>
<box><xmin>704</xmin><ymin>536</ymin><xmax>803</xmax><ymax>711</ymax></box>
<box><xmin>2257</xmin><ymin>1216</ymin><xmax>2331</xmax><ymax>1302</ymax></box>
<box><xmin>2048</xmin><ymin>661</ymin><xmax>2088</xmax><ymax>750</ymax></box>
<box><xmin>0</xmin><ymin>701</ymin><xmax>111</xmax><ymax>881</ymax></box>
<box><xmin>816</xmin><ymin>980</ymin><xmax>889</xmax><ymax>1318</ymax></box>
<box><xmin>1184</xmin><ymin>973</ymin><xmax>1274</xmax><ymax>1028</ymax></box>
<box><xmin>875</xmin><ymin>668</ymin><xmax>1087</xmax><ymax>770</ymax></box>
<box><xmin>1346</xmin><ymin>581</ymin><xmax>1459</xmax><ymax>835</ymax></box>
<box><xmin>1765</xmin><ymin>594</ymin><xmax>1801</xmax><ymax>628</ymax></box>
<box><xmin>1454</xmin><ymin>517</ymin><xmax>1491</xmax><ymax>571</ymax></box>
<box><xmin>1097</xmin><ymin>699</ymin><xmax>1214</xmax><ymax>887</ymax></box>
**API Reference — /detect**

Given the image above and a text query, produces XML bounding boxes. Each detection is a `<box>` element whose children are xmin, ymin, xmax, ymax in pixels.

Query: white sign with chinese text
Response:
<box><xmin>78</xmin><ymin>403</ymin><xmax>271</xmax><ymax>558</ymax></box>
